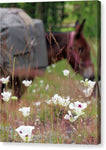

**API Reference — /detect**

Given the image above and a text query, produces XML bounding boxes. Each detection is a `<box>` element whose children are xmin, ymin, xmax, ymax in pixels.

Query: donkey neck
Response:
<box><xmin>69</xmin><ymin>31</ymin><xmax>75</xmax><ymax>48</ymax></box>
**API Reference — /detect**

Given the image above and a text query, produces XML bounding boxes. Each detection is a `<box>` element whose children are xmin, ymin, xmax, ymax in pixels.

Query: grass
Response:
<box><xmin>0</xmin><ymin>58</ymin><xmax>100</xmax><ymax>144</ymax></box>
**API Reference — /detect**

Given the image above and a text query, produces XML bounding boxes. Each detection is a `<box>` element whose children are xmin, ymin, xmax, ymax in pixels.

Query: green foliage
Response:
<box><xmin>0</xmin><ymin>1</ymin><xmax>100</xmax><ymax>38</ymax></box>
<box><xmin>63</xmin><ymin>1</ymin><xmax>100</xmax><ymax>39</ymax></box>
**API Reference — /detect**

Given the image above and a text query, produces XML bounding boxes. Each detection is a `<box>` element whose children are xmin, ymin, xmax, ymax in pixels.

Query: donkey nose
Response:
<box><xmin>84</xmin><ymin>75</ymin><xmax>95</xmax><ymax>81</ymax></box>
<box><xmin>83</xmin><ymin>66</ymin><xmax>94</xmax><ymax>81</ymax></box>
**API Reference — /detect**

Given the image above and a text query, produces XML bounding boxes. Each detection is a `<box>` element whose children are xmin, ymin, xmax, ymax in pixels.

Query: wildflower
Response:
<box><xmin>52</xmin><ymin>64</ymin><xmax>56</xmax><ymax>68</ymax></box>
<box><xmin>1</xmin><ymin>91</ymin><xmax>11</xmax><ymax>102</ymax></box>
<box><xmin>19</xmin><ymin>107</ymin><xmax>30</xmax><ymax>117</ymax></box>
<box><xmin>46</xmin><ymin>66</ymin><xmax>50</xmax><ymax>70</ymax></box>
<box><xmin>80</xmin><ymin>78</ymin><xmax>96</xmax><ymax>88</ymax></box>
<box><xmin>46</xmin><ymin>99</ymin><xmax>52</xmax><ymax>105</ymax></box>
<box><xmin>69</xmin><ymin>101</ymin><xmax>87</xmax><ymax>115</ymax></box>
<box><xmin>22</xmin><ymin>80</ymin><xmax>32</xmax><ymax>87</ymax></box>
<box><xmin>81</xmin><ymin>79</ymin><xmax>96</xmax><ymax>97</ymax></box>
<box><xmin>83</xmin><ymin>88</ymin><xmax>93</xmax><ymax>97</ymax></box>
<box><xmin>64</xmin><ymin>110</ymin><xmax>79</xmax><ymax>122</ymax></box>
<box><xmin>0</xmin><ymin>76</ymin><xmax>10</xmax><ymax>84</ymax></box>
<box><xmin>32</xmin><ymin>89</ymin><xmax>36</xmax><ymax>93</ymax></box>
<box><xmin>62</xmin><ymin>69</ymin><xmax>70</xmax><ymax>77</ymax></box>
<box><xmin>15</xmin><ymin>125</ymin><xmax>35</xmax><ymax>142</ymax></box>
<box><xmin>45</xmin><ymin>84</ymin><xmax>49</xmax><ymax>91</ymax></box>
<box><xmin>40</xmin><ymin>80</ymin><xmax>43</xmax><ymax>84</ymax></box>
<box><xmin>46</xmin><ymin>94</ymin><xmax>70</xmax><ymax>107</ymax></box>
<box><xmin>80</xmin><ymin>78</ymin><xmax>89</xmax><ymax>86</ymax></box>
<box><xmin>34</xmin><ymin>101</ymin><xmax>41</xmax><ymax>107</ymax></box>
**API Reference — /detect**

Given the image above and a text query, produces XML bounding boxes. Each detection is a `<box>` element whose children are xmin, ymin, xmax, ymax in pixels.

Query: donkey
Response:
<box><xmin>0</xmin><ymin>19</ymin><xmax>94</xmax><ymax>100</ymax></box>
<box><xmin>46</xmin><ymin>19</ymin><xmax>94</xmax><ymax>80</ymax></box>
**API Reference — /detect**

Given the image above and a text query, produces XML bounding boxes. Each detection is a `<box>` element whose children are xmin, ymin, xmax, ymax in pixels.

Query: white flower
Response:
<box><xmin>80</xmin><ymin>79</ymin><xmax>96</xmax><ymax>97</ymax></box>
<box><xmin>69</xmin><ymin>101</ymin><xmax>87</xmax><ymax>115</ymax></box>
<box><xmin>46</xmin><ymin>99</ymin><xmax>52</xmax><ymax>105</ymax></box>
<box><xmin>22</xmin><ymin>80</ymin><xmax>32</xmax><ymax>87</ymax></box>
<box><xmin>83</xmin><ymin>88</ymin><xmax>93</xmax><ymax>97</ymax></box>
<box><xmin>19</xmin><ymin>107</ymin><xmax>30</xmax><ymax>117</ymax></box>
<box><xmin>62</xmin><ymin>69</ymin><xmax>70</xmax><ymax>77</ymax></box>
<box><xmin>34</xmin><ymin>101</ymin><xmax>41</xmax><ymax>107</ymax></box>
<box><xmin>48</xmin><ymin>69</ymin><xmax>52</xmax><ymax>73</ymax></box>
<box><xmin>46</xmin><ymin>94</ymin><xmax>70</xmax><ymax>107</ymax></box>
<box><xmin>52</xmin><ymin>64</ymin><xmax>56</xmax><ymax>68</ymax></box>
<box><xmin>15</xmin><ymin>125</ymin><xmax>35</xmax><ymax>142</ymax></box>
<box><xmin>46</xmin><ymin>66</ymin><xmax>50</xmax><ymax>70</ymax></box>
<box><xmin>64</xmin><ymin>110</ymin><xmax>79</xmax><ymax>122</ymax></box>
<box><xmin>32</xmin><ymin>89</ymin><xmax>36</xmax><ymax>93</ymax></box>
<box><xmin>80</xmin><ymin>78</ymin><xmax>96</xmax><ymax>88</ymax></box>
<box><xmin>40</xmin><ymin>80</ymin><xmax>43</xmax><ymax>84</ymax></box>
<box><xmin>45</xmin><ymin>84</ymin><xmax>49</xmax><ymax>91</ymax></box>
<box><xmin>0</xmin><ymin>76</ymin><xmax>10</xmax><ymax>84</ymax></box>
<box><xmin>1</xmin><ymin>91</ymin><xmax>11</xmax><ymax>102</ymax></box>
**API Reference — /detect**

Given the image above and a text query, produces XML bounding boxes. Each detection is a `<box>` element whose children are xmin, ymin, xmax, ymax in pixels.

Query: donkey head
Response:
<box><xmin>68</xmin><ymin>19</ymin><xmax>94</xmax><ymax>80</ymax></box>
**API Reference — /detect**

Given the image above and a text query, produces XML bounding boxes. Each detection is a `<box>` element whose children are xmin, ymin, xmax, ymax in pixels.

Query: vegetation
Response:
<box><xmin>0</xmin><ymin>1</ymin><xmax>100</xmax><ymax>38</ymax></box>
<box><xmin>0</xmin><ymin>59</ymin><xmax>100</xmax><ymax>144</ymax></box>
<box><xmin>0</xmin><ymin>1</ymin><xmax>100</xmax><ymax>144</ymax></box>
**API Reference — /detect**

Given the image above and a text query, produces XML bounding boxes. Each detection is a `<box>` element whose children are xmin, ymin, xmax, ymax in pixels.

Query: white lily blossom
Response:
<box><xmin>80</xmin><ymin>78</ymin><xmax>96</xmax><ymax>88</ymax></box>
<box><xmin>32</xmin><ymin>89</ymin><xmax>36</xmax><ymax>93</ymax></box>
<box><xmin>83</xmin><ymin>88</ymin><xmax>93</xmax><ymax>97</ymax></box>
<box><xmin>15</xmin><ymin>125</ymin><xmax>35</xmax><ymax>142</ymax></box>
<box><xmin>1</xmin><ymin>91</ymin><xmax>11</xmax><ymax>102</ymax></box>
<box><xmin>22</xmin><ymin>80</ymin><xmax>32</xmax><ymax>87</ymax></box>
<box><xmin>52</xmin><ymin>64</ymin><xmax>56</xmax><ymax>68</ymax></box>
<box><xmin>46</xmin><ymin>94</ymin><xmax>70</xmax><ymax>107</ymax></box>
<box><xmin>40</xmin><ymin>80</ymin><xmax>43</xmax><ymax>84</ymax></box>
<box><xmin>62</xmin><ymin>69</ymin><xmax>70</xmax><ymax>77</ymax></box>
<box><xmin>46</xmin><ymin>66</ymin><xmax>50</xmax><ymax>70</ymax></box>
<box><xmin>19</xmin><ymin>107</ymin><xmax>30</xmax><ymax>117</ymax></box>
<box><xmin>0</xmin><ymin>76</ymin><xmax>10</xmax><ymax>84</ymax></box>
<box><xmin>69</xmin><ymin>101</ymin><xmax>87</xmax><ymax>115</ymax></box>
<box><xmin>64</xmin><ymin>110</ymin><xmax>79</xmax><ymax>122</ymax></box>
<box><xmin>80</xmin><ymin>79</ymin><xmax>96</xmax><ymax>97</ymax></box>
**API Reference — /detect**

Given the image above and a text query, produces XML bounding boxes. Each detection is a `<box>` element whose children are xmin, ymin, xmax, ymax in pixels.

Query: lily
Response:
<box><xmin>1</xmin><ymin>91</ymin><xmax>11</xmax><ymax>102</ymax></box>
<box><xmin>80</xmin><ymin>78</ymin><xmax>96</xmax><ymax>88</ymax></box>
<box><xmin>22</xmin><ymin>80</ymin><xmax>32</xmax><ymax>87</ymax></box>
<box><xmin>15</xmin><ymin>125</ymin><xmax>35</xmax><ymax>142</ymax></box>
<box><xmin>69</xmin><ymin>101</ymin><xmax>87</xmax><ymax>115</ymax></box>
<box><xmin>51</xmin><ymin>64</ymin><xmax>56</xmax><ymax>68</ymax></box>
<box><xmin>64</xmin><ymin>110</ymin><xmax>79</xmax><ymax>122</ymax></box>
<box><xmin>62</xmin><ymin>69</ymin><xmax>70</xmax><ymax>77</ymax></box>
<box><xmin>0</xmin><ymin>76</ymin><xmax>10</xmax><ymax>84</ymax></box>
<box><xmin>46</xmin><ymin>94</ymin><xmax>70</xmax><ymax>107</ymax></box>
<box><xmin>19</xmin><ymin>107</ymin><xmax>30</xmax><ymax>117</ymax></box>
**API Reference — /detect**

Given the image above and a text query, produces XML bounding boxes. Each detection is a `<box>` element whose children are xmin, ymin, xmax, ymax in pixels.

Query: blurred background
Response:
<box><xmin>0</xmin><ymin>1</ymin><xmax>100</xmax><ymax>39</ymax></box>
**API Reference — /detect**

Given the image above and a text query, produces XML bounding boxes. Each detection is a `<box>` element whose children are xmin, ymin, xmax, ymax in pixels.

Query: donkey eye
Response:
<box><xmin>78</xmin><ymin>47</ymin><xmax>83</xmax><ymax>53</ymax></box>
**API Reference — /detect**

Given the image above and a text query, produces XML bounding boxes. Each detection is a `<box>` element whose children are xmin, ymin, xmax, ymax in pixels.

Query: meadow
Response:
<box><xmin>0</xmin><ymin>38</ymin><xmax>100</xmax><ymax>144</ymax></box>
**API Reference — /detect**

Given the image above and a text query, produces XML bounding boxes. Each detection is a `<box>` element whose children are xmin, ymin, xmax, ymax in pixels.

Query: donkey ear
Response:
<box><xmin>75</xmin><ymin>19</ymin><xmax>86</xmax><ymax>35</ymax></box>
<box><xmin>75</xmin><ymin>20</ymin><xmax>79</xmax><ymax>27</ymax></box>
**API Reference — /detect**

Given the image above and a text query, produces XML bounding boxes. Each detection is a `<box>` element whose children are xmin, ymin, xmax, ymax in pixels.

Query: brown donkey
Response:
<box><xmin>46</xmin><ymin>19</ymin><xmax>94</xmax><ymax>80</ymax></box>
